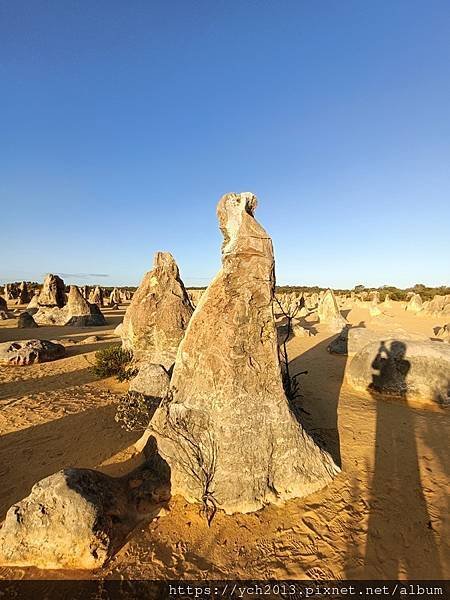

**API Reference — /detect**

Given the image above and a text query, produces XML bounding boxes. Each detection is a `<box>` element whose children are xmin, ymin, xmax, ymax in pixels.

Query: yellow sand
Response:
<box><xmin>0</xmin><ymin>302</ymin><xmax>448</xmax><ymax>580</ymax></box>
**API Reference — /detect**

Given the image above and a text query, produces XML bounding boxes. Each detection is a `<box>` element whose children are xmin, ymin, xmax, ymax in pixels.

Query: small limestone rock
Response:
<box><xmin>17</xmin><ymin>312</ymin><xmax>38</xmax><ymax>329</ymax></box>
<box><xmin>0</xmin><ymin>469</ymin><xmax>132</xmax><ymax>569</ymax></box>
<box><xmin>129</xmin><ymin>363</ymin><xmax>170</xmax><ymax>398</ymax></box>
<box><xmin>0</xmin><ymin>339</ymin><xmax>65</xmax><ymax>366</ymax></box>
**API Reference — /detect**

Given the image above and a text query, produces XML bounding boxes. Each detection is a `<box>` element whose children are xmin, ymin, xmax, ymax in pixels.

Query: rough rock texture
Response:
<box><xmin>65</xmin><ymin>286</ymin><xmax>107</xmax><ymax>326</ymax></box>
<box><xmin>150</xmin><ymin>192</ymin><xmax>338</xmax><ymax>515</ymax></box>
<box><xmin>17</xmin><ymin>312</ymin><xmax>38</xmax><ymax>329</ymax></box>
<box><xmin>0</xmin><ymin>339</ymin><xmax>65</xmax><ymax>366</ymax></box>
<box><xmin>328</xmin><ymin>326</ymin><xmax>426</xmax><ymax>356</ymax></box>
<box><xmin>317</xmin><ymin>289</ymin><xmax>347</xmax><ymax>332</ymax></box>
<box><xmin>423</xmin><ymin>294</ymin><xmax>450</xmax><ymax>316</ymax></box>
<box><xmin>89</xmin><ymin>286</ymin><xmax>104</xmax><ymax>307</ymax></box>
<box><xmin>129</xmin><ymin>363</ymin><xmax>171</xmax><ymax>398</ymax></box>
<box><xmin>0</xmin><ymin>460</ymin><xmax>171</xmax><ymax>569</ymax></box>
<box><xmin>121</xmin><ymin>252</ymin><xmax>193</xmax><ymax>369</ymax></box>
<box><xmin>347</xmin><ymin>338</ymin><xmax>450</xmax><ymax>406</ymax></box>
<box><xmin>406</xmin><ymin>293</ymin><xmax>423</xmax><ymax>313</ymax></box>
<box><xmin>33</xmin><ymin>286</ymin><xmax>106</xmax><ymax>327</ymax></box>
<box><xmin>38</xmin><ymin>274</ymin><xmax>66</xmax><ymax>308</ymax></box>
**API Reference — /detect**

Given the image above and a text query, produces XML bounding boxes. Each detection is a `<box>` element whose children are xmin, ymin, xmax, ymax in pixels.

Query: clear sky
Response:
<box><xmin>1</xmin><ymin>1</ymin><xmax>449</xmax><ymax>289</ymax></box>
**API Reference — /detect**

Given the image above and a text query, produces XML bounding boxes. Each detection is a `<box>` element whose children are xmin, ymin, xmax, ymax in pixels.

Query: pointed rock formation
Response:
<box><xmin>65</xmin><ymin>285</ymin><xmax>107</xmax><ymax>326</ymax></box>
<box><xmin>109</xmin><ymin>287</ymin><xmax>121</xmax><ymax>306</ymax></box>
<box><xmin>38</xmin><ymin>274</ymin><xmax>66</xmax><ymax>308</ymax></box>
<box><xmin>89</xmin><ymin>286</ymin><xmax>104</xmax><ymax>308</ymax></box>
<box><xmin>150</xmin><ymin>192</ymin><xmax>338</xmax><ymax>515</ymax></box>
<box><xmin>18</xmin><ymin>282</ymin><xmax>31</xmax><ymax>304</ymax></box>
<box><xmin>34</xmin><ymin>286</ymin><xmax>106</xmax><ymax>326</ymax></box>
<box><xmin>120</xmin><ymin>252</ymin><xmax>193</xmax><ymax>369</ymax></box>
<box><xmin>318</xmin><ymin>289</ymin><xmax>347</xmax><ymax>332</ymax></box>
<box><xmin>406</xmin><ymin>293</ymin><xmax>423</xmax><ymax>313</ymax></box>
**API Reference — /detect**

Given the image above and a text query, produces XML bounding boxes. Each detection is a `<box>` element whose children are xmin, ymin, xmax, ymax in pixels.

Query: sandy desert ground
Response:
<box><xmin>0</xmin><ymin>302</ymin><xmax>448</xmax><ymax>580</ymax></box>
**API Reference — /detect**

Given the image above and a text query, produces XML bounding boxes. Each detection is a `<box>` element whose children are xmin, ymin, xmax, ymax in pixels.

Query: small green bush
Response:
<box><xmin>91</xmin><ymin>344</ymin><xmax>137</xmax><ymax>381</ymax></box>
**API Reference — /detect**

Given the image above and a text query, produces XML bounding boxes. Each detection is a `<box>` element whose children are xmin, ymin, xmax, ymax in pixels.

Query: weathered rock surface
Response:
<box><xmin>121</xmin><ymin>252</ymin><xmax>193</xmax><ymax>369</ymax></box>
<box><xmin>317</xmin><ymin>289</ymin><xmax>347</xmax><ymax>332</ymax></box>
<box><xmin>347</xmin><ymin>338</ymin><xmax>450</xmax><ymax>406</ymax></box>
<box><xmin>129</xmin><ymin>363</ymin><xmax>171</xmax><ymax>398</ymax></box>
<box><xmin>38</xmin><ymin>274</ymin><xmax>66</xmax><ymax>308</ymax></box>
<box><xmin>0</xmin><ymin>460</ymin><xmax>171</xmax><ymax>569</ymax></box>
<box><xmin>150</xmin><ymin>192</ymin><xmax>338</xmax><ymax>515</ymax></box>
<box><xmin>17</xmin><ymin>312</ymin><xmax>38</xmax><ymax>328</ymax></box>
<box><xmin>0</xmin><ymin>339</ymin><xmax>65</xmax><ymax>366</ymax></box>
<box><xmin>423</xmin><ymin>294</ymin><xmax>450</xmax><ymax>316</ymax></box>
<box><xmin>33</xmin><ymin>286</ymin><xmax>106</xmax><ymax>327</ymax></box>
<box><xmin>65</xmin><ymin>286</ymin><xmax>107</xmax><ymax>326</ymax></box>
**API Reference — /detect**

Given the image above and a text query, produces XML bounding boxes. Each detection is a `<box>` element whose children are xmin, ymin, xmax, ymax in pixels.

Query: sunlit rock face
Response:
<box><xmin>151</xmin><ymin>192</ymin><xmax>339</xmax><ymax>515</ymax></box>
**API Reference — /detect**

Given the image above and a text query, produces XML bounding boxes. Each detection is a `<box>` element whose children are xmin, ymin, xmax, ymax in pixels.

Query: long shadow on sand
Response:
<box><xmin>0</xmin><ymin>404</ymin><xmax>140</xmax><ymax>517</ymax></box>
<box><xmin>0</xmin><ymin>367</ymin><xmax>101</xmax><ymax>402</ymax></box>
<box><xmin>288</xmin><ymin>334</ymin><xmax>347</xmax><ymax>467</ymax></box>
<box><xmin>362</xmin><ymin>340</ymin><xmax>443</xmax><ymax>578</ymax></box>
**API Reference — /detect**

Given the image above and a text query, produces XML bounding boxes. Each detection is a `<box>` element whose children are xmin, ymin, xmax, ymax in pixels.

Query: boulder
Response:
<box><xmin>150</xmin><ymin>192</ymin><xmax>338</xmax><ymax>514</ymax></box>
<box><xmin>0</xmin><ymin>339</ymin><xmax>65</xmax><ymax>366</ymax></box>
<box><xmin>120</xmin><ymin>252</ymin><xmax>193</xmax><ymax>370</ymax></box>
<box><xmin>347</xmin><ymin>338</ymin><xmax>450</xmax><ymax>406</ymax></box>
<box><xmin>0</xmin><ymin>469</ymin><xmax>129</xmax><ymax>569</ymax></box>
<box><xmin>129</xmin><ymin>363</ymin><xmax>171</xmax><ymax>398</ymax></box>
<box><xmin>317</xmin><ymin>289</ymin><xmax>347</xmax><ymax>332</ymax></box>
<box><xmin>17</xmin><ymin>312</ymin><xmax>38</xmax><ymax>329</ymax></box>
<box><xmin>38</xmin><ymin>274</ymin><xmax>66</xmax><ymax>308</ymax></box>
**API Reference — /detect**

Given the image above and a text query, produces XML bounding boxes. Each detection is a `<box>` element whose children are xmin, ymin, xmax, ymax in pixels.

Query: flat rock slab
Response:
<box><xmin>0</xmin><ymin>339</ymin><xmax>66</xmax><ymax>366</ymax></box>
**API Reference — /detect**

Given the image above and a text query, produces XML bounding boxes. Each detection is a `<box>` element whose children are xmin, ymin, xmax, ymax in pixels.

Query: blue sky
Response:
<box><xmin>1</xmin><ymin>1</ymin><xmax>449</xmax><ymax>289</ymax></box>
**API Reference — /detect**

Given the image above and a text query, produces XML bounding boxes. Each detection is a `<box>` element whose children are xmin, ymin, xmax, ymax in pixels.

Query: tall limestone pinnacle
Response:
<box><xmin>151</xmin><ymin>192</ymin><xmax>339</xmax><ymax>515</ymax></box>
<box><xmin>120</xmin><ymin>251</ymin><xmax>193</xmax><ymax>369</ymax></box>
